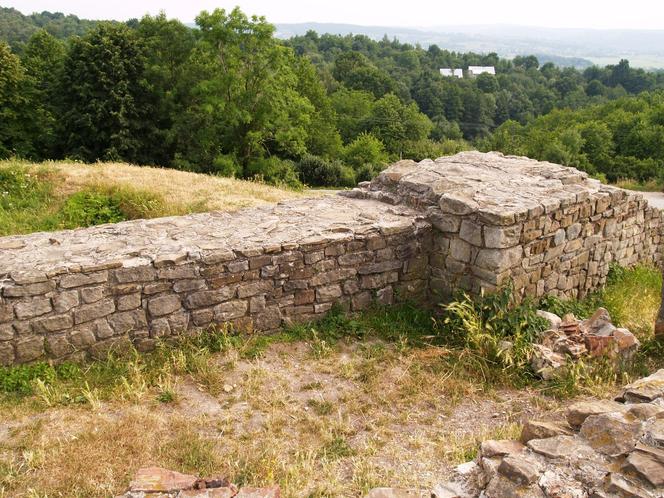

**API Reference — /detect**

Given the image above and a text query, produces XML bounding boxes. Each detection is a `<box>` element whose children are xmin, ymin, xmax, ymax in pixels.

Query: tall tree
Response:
<box><xmin>172</xmin><ymin>8</ymin><xmax>313</xmax><ymax>173</ymax></box>
<box><xmin>60</xmin><ymin>23</ymin><xmax>154</xmax><ymax>163</ymax></box>
<box><xmin>21</xmin><ymin>29</ymin><xmax>65</xmax><ymax>158</ymax></box>
<box><xmin>0</xmin><ymin>42</ymin><xmax>31</xmax><ymax>158</ymax></box>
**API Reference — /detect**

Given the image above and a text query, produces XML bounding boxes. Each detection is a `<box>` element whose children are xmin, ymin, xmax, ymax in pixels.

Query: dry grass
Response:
<box><xmin>0</xmin><ymin>338</ymin><xmax>565</xmax><ymax>498</ymax></box>
<box><xmin>46</xmin><ymin>161</ymin><xmax>310</xmax><ymax>215</ymax></box>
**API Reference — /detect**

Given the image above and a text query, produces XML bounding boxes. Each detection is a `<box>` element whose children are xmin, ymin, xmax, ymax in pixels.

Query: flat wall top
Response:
<box><xmin>0</xmin><ymin>197</ymin><xmax>423</xmax><ymax>276</ymax></box>
<box><xmin>354</xmin><ymin>151</ymin><xmax>637</xmax><ymax>225</ymax></box>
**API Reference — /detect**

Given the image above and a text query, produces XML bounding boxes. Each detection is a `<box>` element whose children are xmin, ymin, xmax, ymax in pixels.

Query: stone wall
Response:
<box><xmin>345</xmin><ymin>152</ymin><xmax>664</xmax><ymax>299</ymax></box>
<box><xmin>0</xmin><ymin>198</ymin><xmax>431</xmax><ymax>366</ymax></box>
<box><xmin>1</xmin><ymin>151</ymin><xmax>662</xmax><ymax>365</ymax></box>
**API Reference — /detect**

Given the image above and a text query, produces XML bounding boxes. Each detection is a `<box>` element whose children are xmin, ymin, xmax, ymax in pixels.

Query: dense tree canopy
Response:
<box><xmin>1</xmin><ymin>7</ymin><xmax>664</xmax><ymax>187</ymax></box>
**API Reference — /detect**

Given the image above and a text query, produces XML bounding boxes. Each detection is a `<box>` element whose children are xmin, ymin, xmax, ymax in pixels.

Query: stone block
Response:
<box><xmin>450</xmin><ymin>239</ymin><xmax>472</xmax><ymax>263</ymax></box>
<box><xmin>459</xmin><ymin>219</ymin><xmax>483</xmax><ymax>246</ymax></box>
<box><xmin>186</xmin><ymin>288</ymin><xmax>236</xmax><ymax>309</ymax></box>
<box><xmin>53</xmin><ymin>290</ymin><xmax>80</xmax><ymax>313</ymax></box>
<box><xmin>114</xmin><ymin>266</ymin><xmax>156</xmax><ymax>283</ymax></box>
<box><xmin>475</xmin><ymin>246</ymin><xmax>522</xmax><ymax>271</ymax></box>
<box><xmin>74</xmin><ymin>298</ymin><xmax>115</xmax><ymax>324</ymax></box>
<box><xmin>117</xmin><ymin>293</ymin><xmax>142</xmax><ymax>311</ymax></box>
<box><xmin>14</xmin><ymin>297</ymin><xmax>52</xmax><ymax>320</ymax></box>
<box><xmin>484</xmin><ymin>224</ymin><xmax>522</xmax><ymax>249</ymax></box>
<box><xmin>214</xmin><ymin>300</ymin><xmax>248</xmax><ymax>321</ymax></box>
<box><xmin>108</xmin><ymin>309</ymin><xmax>148</xmax><ymax>334</ymax></box>
<box><xmin>80</xmin><ymin>286</ymin><xmax>105</xmax><ymax>304</ymax></box>
<box><xmin>15</xmin><ymin>336</ymin><xmax>44</xmax><ymax>362</ymax></box>
<box><xmin>148</xmin><ymin>295</ymin><xmax>182</xmax><ymax>317</ymax></box>
<box><xmin>3</xmin><ymin>280</ymin><xmax>55</xmax><ymax>297</ymax></box>
<box><xmin>316</xmin><ymin>284</ymin><xmax>343</xmax><ymax>302</ymax></box>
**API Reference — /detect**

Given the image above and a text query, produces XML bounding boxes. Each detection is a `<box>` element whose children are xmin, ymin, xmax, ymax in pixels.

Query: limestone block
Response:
<box><xmin>148</xmin><ymin>295</ymin><xmax>182</xmax><ymax>317</ymax></box>
<box><xmin>474</xmin><ymin>246</ymin><xmax>522</xmax><ymax>271</ymax></box>
<box><xmin>14</xmin><ymin>297</ymin><xmax>52</xmax><ymax>320</ymax></box>
<box><xmin>483</xmin><ymin>224</ymin><xmax>522</xmax><ymax>249</ymax></box>
<box><xmin>73</xmin><ymin>298</ymin><xmax>115</xmax><ymax>324</ymax></box>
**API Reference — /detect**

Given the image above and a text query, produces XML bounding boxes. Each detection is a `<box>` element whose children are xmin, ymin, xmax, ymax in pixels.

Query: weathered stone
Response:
<box><xmin>148</xmin><ymin>295</ymin><xmax>182</xmax><ymax>317</ymax></box>
<box><xmin>108</xmin><ymin>310</ymin><xmax>148</xmax><ymax>334</ymax></box>
<box><xmin>626</xmin><ymin>403</ymin><xmax>664</xmax><ymax>421</ymax></box>
<box><xmin>117</xmin><ymin>293</ymin><xmax>142</xmax><ymax>311</ymax></box>
<box><xmin>114</xmin><ymin>266</ymin><xmax>156</xmax><ymax>283</ymax></box>
<box><xmin>520</xmin><ymin>420</ymin><xmax>573</xmax><ymax>443</ymax></box>
<box><xmin>3</xmin><ymin>280</ymin><xmax>55</xmax><ymax>297</ymax></box>
<box><xmin>527</xmin><ymin>435</ymin><xmax>596</xmax><ymax>460</ymax></box>
<box><xmin>497</xmin><ymin>454</ymin><xmax>542</xmax><ymax>485</ymax></box>
<box><xmin>566</xmin><ymin>399</ymin><xmax>626</xmax><ymax>428</ymax></box>
<box><xmin>59</xmin><ymin>271</ymin><xmax>108</xmax><ymax>289</ymax></box>
<box><xmin>53</xmin><ymin>290</ymin><xmax>79</xmax><ymax>313</ymax></box>
<box><xmin>214</xmin><ymin>300</ymin><xmax>248</xmax><ymax>321</ymax></box>
<box><xmin>459</xmin><ymin>219</ymin><xmax>483</xmax><ymax>246</ymax></box>
<box><xmin>315</xmin><ymin>284</ymin><xmax>343</xmax><ymax>303</ymax></box>
<box><xmin>74</xmin><ymin>299</ymin><xmax>115</xmax><ymax>324</ymax></box>
<box><xmin>618</xmin><ymin>369</ymin><xmax>664</xmax><ymax>403</ymax></box>
<box><xmin>177</xmin><ymin>488</ymin><xmax>237</xmax><ymax>497</ymax></box>
<box><xmin>475</xmin><ymin>246</ymin><xmax>522</xmax><ymax>271</ymax></box>
<box><xmin>641</xmin><ymin>418</ymin><xmax>664</xmax><ymax>448</ymax></box>
<box><xmin>480</xmin><ymin>439</ymin><xmax>525</xmax><ymax>458</ymax></box>
<box><xmin>237</xmin><ymin>281</ymin><xmax>273</xmax><ymax>298</ymax></box>
<box><xmin>0</xmin><ymin>342</ymin><xmax>14</xmax><ymax>366</ymax></box>
<box><xmin>129</xmin><ymin>466</ymin><xmax>198</xmax><ymax>493</ymax></box>
<box><xmin>15</xmin><ymin>336</ymin><xmax>44</xmax><ymax>362</ymax></box>
<box><xmin>14</xmin><ymin>297</ymin><xmax>52</xmax><ymax>319</ymax></box>
<box><xmin>622</xmin><ymin>447</ymin><xmax>664</xmax><ymax>487</ymax></box>
<box><xmin>604</xmin><ymin>472</ymin><xmax>655</xmax><ymax>498</ymax></box>
<box><xmin>186</xmin><ymin>288</ymin><xmax>236</xmax><ymax>309</ymax></box>
<box><xmin>535</xmin><ymin>310</ymin><xmax>562</xmax><ymax>330</ymax></box>
<box><xmin>580</xmin><ymin>412</ymin><xmax>642</xmax><ymax>456</ymax></box>
<box><xmin>483</xmin><ymin>224</ymin><xmax>522</xmax><ymax>249</ymax></box>
<box><xmin>34</xmin><ymin>314</ymin><xmax>74</xmax><ymax>333</ymax></box>
<box><xmin>80</xmin><ymin>286</ymin><xmax>105</xmax><ymax>304</ymax></box>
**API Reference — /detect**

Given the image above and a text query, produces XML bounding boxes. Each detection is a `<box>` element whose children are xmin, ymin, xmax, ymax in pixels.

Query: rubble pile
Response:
<box><xmin>531</xmin><ymin>307</ymin><xmax>640</xmax><ymax>379</ymax></box>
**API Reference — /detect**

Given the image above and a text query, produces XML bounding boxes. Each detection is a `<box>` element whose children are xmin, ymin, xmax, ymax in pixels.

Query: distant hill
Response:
<box><xmin>275</xmin><ymin>22</ymin><xmax>664</xmax><ymax>69</ymax></box>
<box><xmin>0</xmin><ymin>6</ymin><xmax>99</xmax><ymax>50</ymax></box>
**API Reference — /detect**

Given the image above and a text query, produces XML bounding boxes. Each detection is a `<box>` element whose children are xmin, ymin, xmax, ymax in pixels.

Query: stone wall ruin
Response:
<box><xmin>1</xmin><ymin>151</ymin><xmax>662</xmax><ymax>365</ymax></box>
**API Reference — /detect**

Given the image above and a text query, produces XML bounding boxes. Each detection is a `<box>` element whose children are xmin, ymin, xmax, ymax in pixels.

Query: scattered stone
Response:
<box><xmin>536</xmin><ymin>310</ymin><xmax>562</xmax><ymax>330</ymax></box>
<box><xmin>641</xmin><ymin>418</ymin><xmax>664</xmax><ymax>448</ymax></box>
<box><xmin>622</xmin><ymin>447</ymin><xmax>664</xmax><ymax>487</ymax></box>
<box><xmin>520</xmin><ymin>420</ymin><xmax>573</xmax><ymax>443</ymax></box>
<box><xmin>497</xmin><ymin>454</ymin><xmax>542</xmax><ymax>485</ymax></box>
<box><xmin>604</xmin><ymin>472</ymin><xmax>655</xmax><ymax>498</ymax></box>
<box><xmin>480</xmin><ymin>439</ymin><xmax>525</xmax><ymax>458</ymax></box>
<box><xmin>566</xmin><ymin>399</ymin><xmax>626</xmax><ymax>428</ymax></box>
<box><xmin>618</xmin><ymin>369</ymin><xmax>664</xmax><ymax>403</ymax></box>
<box><xmin>580</xmin><ymin>412</ymin><xmax>642</xmax><ymax>456</ymax></box>
<box><xmin>129</xmin><ymin>467</ymin><xmax>198</xmax><ymax>493</ymax></box>
<box><xmin>527</xmin><ymin>435</ymin><xmax>595</xmax><ymax>460</ymax></box>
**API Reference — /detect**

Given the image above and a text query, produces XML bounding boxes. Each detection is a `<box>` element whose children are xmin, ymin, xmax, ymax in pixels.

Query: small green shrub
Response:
<box><xmin>60</xmin><ymin>190</ymin><xmax>126</xmax><ymax>226</ymax></box>
<box><xmin>439</xmin><ymin>286</ymin><xmax>549</xmax><ymax>382</ymax></box>
<box><xmin>296</xmin><ymin>154</ymin><xmax>356</xmax><ymax>187</ymax></box>
<box><xmin>245</xmin><ymin>156</ymin><xmax>303</xmax><ymax>189</ymax></box>
<box><xmin>59</xmin><ymin>185</ymin><xmax>166</xmax><ymax>228</ymax></box>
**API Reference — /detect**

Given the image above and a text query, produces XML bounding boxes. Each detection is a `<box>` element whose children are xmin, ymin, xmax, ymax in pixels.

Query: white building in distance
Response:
<box><xmin>439</xmin><ymin>68</ymin><xmax>463</xmax><ymax>78</ymax></box>
<box><xmin>467</xmin><ymin>66</ymin><xmax>496</xmax><ymax>77</ymax></box>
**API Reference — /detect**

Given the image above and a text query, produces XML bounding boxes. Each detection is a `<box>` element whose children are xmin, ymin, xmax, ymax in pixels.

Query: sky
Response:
<box><xmin>5</xmin><ymin>0</ymin><xmax>664</xmax><ymax>29</ymax></box>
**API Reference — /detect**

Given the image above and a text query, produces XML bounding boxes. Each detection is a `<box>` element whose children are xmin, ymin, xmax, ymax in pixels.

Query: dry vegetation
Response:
<box><xmin>46</xmin><ymin>161</ymin><xmax>311</xmax><ymax>214</ymax></box>
<box><xmin>0</xmin><ymin>332</ymin><xmax>551</xmax><ymax>497</ymax></box>
<box><xmin>0</xmin><ymin>159</ymin><xmax>316</xmax><ymax>237</ymax></box>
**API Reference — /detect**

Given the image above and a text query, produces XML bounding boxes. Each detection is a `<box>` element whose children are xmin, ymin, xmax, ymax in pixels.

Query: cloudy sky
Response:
<box><xmin>5</xmin><ymin>0</ymin><xmax>664</xmax><ymax>29</ymax></box>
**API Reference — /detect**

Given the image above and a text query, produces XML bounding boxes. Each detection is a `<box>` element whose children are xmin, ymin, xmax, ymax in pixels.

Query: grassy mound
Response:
<box><xmin>0</xmin><ymin>159</ymin><xmax>308</xmax><ymax>236</ymax></box>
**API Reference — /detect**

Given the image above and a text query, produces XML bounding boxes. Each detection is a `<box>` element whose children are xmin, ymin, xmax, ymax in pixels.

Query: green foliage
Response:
<box><xmin>244</xmin><ymin>156</ymin><xmax>303</xmax><ymax>190</ymax></box>
<box><xmin>489</xmin><ymin>92</ymin><xmax>664</xmax><ymax>182</ymax></box>
<box><xmin>60</xmin><ymin>23</ymin><xmax>155</xmax><ymax>163</ymax></box>
<box><xmin>342</xmin><ymin>132</ymin><xmax>388</xmax><ymax>174</ymax></box>
<box><xmin>296</xmin><ymin>154</ymin><xmax>356</xmax><ymax>187</ymax></box>
<box><xmin>3</xmin><ymin>6</ymin><xmax>664</xmax><ymax>186</ymax></box>
<box><xmin>440</xmin><ymin>287</ymin><xmax>548</xmax><ymax>383</ymax></box>
<box><xmin>61</xmin><ymin>190</ymin><xmax>126</xmax><ymax>227</ymax></box>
